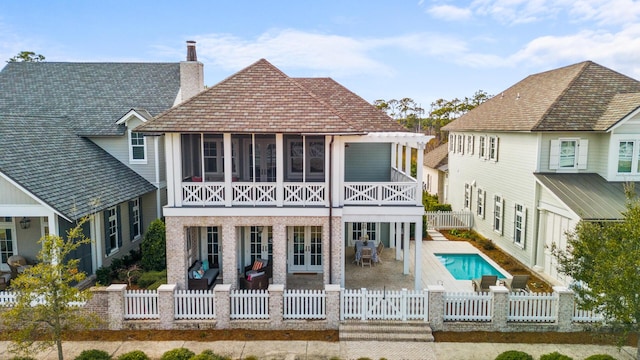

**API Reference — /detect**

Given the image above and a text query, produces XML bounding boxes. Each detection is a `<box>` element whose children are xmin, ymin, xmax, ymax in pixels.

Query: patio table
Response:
<box><xmin>354</xmin><ymin>240</ymin><xmax>379</xmax><ymax>263</ymax></box>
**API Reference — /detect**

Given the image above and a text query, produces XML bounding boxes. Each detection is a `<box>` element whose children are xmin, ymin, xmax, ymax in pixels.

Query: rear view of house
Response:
<box><xmin>137</xmin><ymin>59</ymin><xmax>432</xmax><ymax>290</ymax></box>
<box><xmin>0</xmin><ymin>42</ymin><xmax>204</xmax><ymax>276</ymax></box>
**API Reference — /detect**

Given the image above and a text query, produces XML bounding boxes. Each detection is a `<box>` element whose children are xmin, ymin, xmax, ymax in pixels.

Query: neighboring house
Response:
<box><xmin>0</xmin><ymin>42</ymin><xmax>204</xmax><ymax>275</ymax></box>
<box><xmin>422</xmin><ymin>143</ymin><xmax>448</xmax><ymax>203</ymax></box>
<box><xmin>137</xmin><ymin>59</ymin><xmax>431</xmax><ymax>290</ymax></box>
<box><xmin>443</xmin><ymin>61</ymin><xmax>640</xmax><ymax>284</ymax></box>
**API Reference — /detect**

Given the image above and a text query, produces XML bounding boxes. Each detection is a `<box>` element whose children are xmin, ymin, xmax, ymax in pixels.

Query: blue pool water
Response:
<box><xmin>435</xmin><ymin>253</ymin><xmax>506</xmax><ymax>280</ymax></box>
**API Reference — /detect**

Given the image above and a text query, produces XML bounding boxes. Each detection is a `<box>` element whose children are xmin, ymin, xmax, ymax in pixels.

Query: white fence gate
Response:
<box><xmin>425</xmin><ymin>210</ymin><xmax>473</xmax><ymax>230</ymax></box>
<box><xmin>340</xmin><ymin>288</ymin><xmax>428</xmax><ymax>321</ymax></box>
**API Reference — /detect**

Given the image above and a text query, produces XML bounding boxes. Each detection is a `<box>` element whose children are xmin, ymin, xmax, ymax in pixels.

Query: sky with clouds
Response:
<box><xmin>1</xmin><ymin>0</ymin><xmax>639</xmax><ymax>111</ymax></box>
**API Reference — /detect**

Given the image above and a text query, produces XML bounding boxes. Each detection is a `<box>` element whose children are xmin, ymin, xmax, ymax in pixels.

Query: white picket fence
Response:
<box><xmin>0</xmin><ymin>291</ymin><xmax>15</xmax><ymax>306</ymax></box>
<box><xmin>443</xmin><ymin>291</ymin><xmax>492</xmax><ymax>321</ymax></box>
<box><xmin>124</xmin><ymin>289</ymin><xmax>159</xmax><ymax>320</ymax></box>
<box><xmin>425</xmin><ymin>210</ymin><xmax>473</xmax><ymax>230</ymax></box>
<box><xmin>284</xmin><ymin>289</ymin><xmax>326</xmax><ymax>320</ymax></box>
<box><xmin>573</xmin><ymin>305</ymin><xmax>604</xmax><ymax>323</ymax></box>
<box><xmin>508</xmin><ymin>292</ymin><xmax>556</xmax><ymax>322</ymax></box>
<box><xmin>230</xmin><ymin>289</ymin><xmax>269</xmax><ymax>320</ymax></box>
<box><xmin>340</xmin><ymin>288</ymin><xmax>428</xmax><ymax>321</ymax></box>
<box><xmin>175</xmin><ymin>289</ymin><xmax>216</xmax><ymax>320</ymax></box>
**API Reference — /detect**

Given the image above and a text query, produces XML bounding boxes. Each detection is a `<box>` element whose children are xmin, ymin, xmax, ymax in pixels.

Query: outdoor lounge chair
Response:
<box><xmin>376</xmin><ymin>242</ymin><xmax>384</xmax><ymax>263</ymax></box>
<box><xmin>505</xmin><ymin>274</ymin><xmax>530</xmax><ymax>293</ymax></box>
<box><xmin>472</xmin><ymin>275</ymin><xmax>498</xmax><ymax>292</ymax></box>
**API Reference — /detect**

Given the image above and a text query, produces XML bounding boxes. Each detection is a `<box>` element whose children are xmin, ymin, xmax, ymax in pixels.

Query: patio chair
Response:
<box><xmin>361</xmin><ymin>247</ymin><xmax>373</xmax><ymax>268</ymax></box>
<box><xmin>376</xmin><ymin>242</ymin><xmax>384</xmax><ymax>263</ymax></box>
<box><xmin>505</xmin><ymin>274</ymin><xmax>530</xmax><ymax>293</ymax></box>
<box><xmin>472</xmin><ymin>275</ymin><xmax>497</xmax><ymax>292</ymax></box>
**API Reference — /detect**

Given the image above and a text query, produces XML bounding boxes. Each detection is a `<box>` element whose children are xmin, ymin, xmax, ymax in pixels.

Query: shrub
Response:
<box><xmin>160</xmin><ymin>348</ymin><xmax>195</xmax><ymax>360</ymax></box>
<box><xmin>141</xmin><ymin>219</ymin><xmax>167</xmax><ymax>271</ymax></box>
<box><xmin>95</xmin><ymin>266</ymin><xmax>112</xmax><ymax>285</ymax></box>
<box><xmin>494</xmin><ymin>350</ymin><xmax>533</xmax><ymax>360</ymax></box>
<box><xmin>74</xmin><ymin>349</ymin><xmax>112</xmax><ymax>360</ymax></box>
<box><xmin>584</xmin><ymin>355</ymin><xmax>617</xmax><ymax>360</ymax></box>
<box><xmin>9</xmin><ymin>357</ymin><xmax>37</xmax><ymax>360</ymax></box>
<box><xmin>117</xmin><ymin>350</ymin><xmax>149</xmax><ymax>360</ymax></box>
<box><xmin>540</xmin><ymin>352</ymin><xmax>573</xmax><ymax>360</ymax></box>
<box><xmin>137</xmin><ymin>270</ymin><xmax>167</xmax><ymax>289</ymax></box>
<box><xmin>191</xmin><ymin>350</ymin><xmax>231</xmax><ymax>360</ymax></box>
<box><xmin>243</xmin><ymin>356</ymin><xmax>259</xmax><ymax>360</ymax></box>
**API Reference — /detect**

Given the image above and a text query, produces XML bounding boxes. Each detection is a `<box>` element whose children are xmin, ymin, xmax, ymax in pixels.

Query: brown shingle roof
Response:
<box><xmin>423</xmin><ymin>143</ymin><xmax>448</xmax><ymax>168</ymax></box>
<box><xmin>444</xmin><ymin>61</ymin><xmax>640</xmax><ymax>132</ymax></box>
<box><xmin>137</xmin><ymin>59</ymin><xmax>402</xmax><ymax>134</ymax></box>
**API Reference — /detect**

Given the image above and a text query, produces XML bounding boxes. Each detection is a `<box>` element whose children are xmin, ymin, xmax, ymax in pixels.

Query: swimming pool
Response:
<box><xmin>435</xmin><ymin>253</ymin><xmax>506</xmax><ymax>280</ymax></box>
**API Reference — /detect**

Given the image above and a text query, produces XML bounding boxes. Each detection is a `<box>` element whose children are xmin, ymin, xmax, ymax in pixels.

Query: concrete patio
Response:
<box><xmin>286</xmin><ymin>233</ymin><xmax>511</xmax><ymax>291</ymax></box>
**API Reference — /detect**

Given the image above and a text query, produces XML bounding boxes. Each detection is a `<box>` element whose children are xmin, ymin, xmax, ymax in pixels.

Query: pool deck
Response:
<box><xmin>415</xmin><ymin>240</ymin><xmax>512</xmax><ymax>292</ymax></box>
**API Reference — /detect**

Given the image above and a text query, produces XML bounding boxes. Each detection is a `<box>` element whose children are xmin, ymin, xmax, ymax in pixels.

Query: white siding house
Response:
<box><xmin>443</xmin><ymin>61</ymin><xmax>640</xmax><ymax>285</ymax></box>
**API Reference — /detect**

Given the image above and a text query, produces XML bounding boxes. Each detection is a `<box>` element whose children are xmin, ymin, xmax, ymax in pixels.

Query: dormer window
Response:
<box><xmin>129</xmin><ymin>131</ymin><xmax>147</xmax><ymax>164</ymax></box>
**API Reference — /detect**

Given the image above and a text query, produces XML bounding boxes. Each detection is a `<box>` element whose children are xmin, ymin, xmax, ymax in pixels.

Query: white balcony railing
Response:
<box><xmin>181</xmin><ymin>181</ymin><xmax>418</xmax><ymax>206</ymax></box>
<box><xmin>343</xmin><ymin>182</ymin><xmax>417</xmax><ymax>205</ymax></box>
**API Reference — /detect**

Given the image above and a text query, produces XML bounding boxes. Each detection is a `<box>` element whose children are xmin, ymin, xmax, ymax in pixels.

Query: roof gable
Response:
<box><xmin>423</xmin><ymin>143</ymin><xmax>448</xmax><ymax>169</ymax></box>
<box><xmin>0</xmin><ymin>62</ymin><xmax>181</xmax><ymax>136</ymax></box>
<box><xmin>0</xmin><ymin>115</ymin><xmax>156</xmax><ymax>220</ymax></box>
<box><xmin>444</xmin><ymin>61</ymin><xmax>640</xmax><ymax>132</ymax></box>
<box><xmin>138</xmin><ymin>59</ymin><xmax>402</xmax><ymax>134</ymax></box>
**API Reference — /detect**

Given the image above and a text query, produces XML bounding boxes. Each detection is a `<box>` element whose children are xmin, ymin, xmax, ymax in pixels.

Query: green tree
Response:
<box><xmin>375</xmin><ymin>90</ymin><xmax>490</xmax><ymax>142</ymax></box>
<box><xmin>7</xmin><ymin>51</ymin><xmax>45</xmax><ymax>63</ymax></box>
<box><xmin>2</xmin><ymin>218</ymin><xmax>99</xmax><ymax>360</ymax></box>
<box><xmin>553</xmin><ymin>187</ymin><xmax>640</xmax><ymax>360</ymax></box>
<box><xmin>140</xmin><ymin>218</ymin><xmax>166</xmax><ymax>271</ymax></box>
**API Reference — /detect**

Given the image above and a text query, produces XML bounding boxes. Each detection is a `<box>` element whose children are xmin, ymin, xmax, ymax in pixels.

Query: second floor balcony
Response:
<box><xmin>168</xmin><ymin>133</ymin><xmax>425</xmax><ymax>208</ymax></box>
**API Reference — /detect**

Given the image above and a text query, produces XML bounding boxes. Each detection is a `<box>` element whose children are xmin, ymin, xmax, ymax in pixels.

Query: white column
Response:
<box><xmin>395</xmin><ymin>222</ymin><xmax>402</xmax><ymax>260</ymax></box>
<box><xmin>223</xmin><ymin>133</ymin><xmax>232</xmax><ymax>207</ymax></box>
<box><xmin>404</xmin><ymin>145</ymin><xmax>411</xmax><ymax>175</ymax></box>
<box><xmin>164</xmin><ymin>134</ymin><xmax>176</xmax><ymax>207</ymax></box>
<box><xmin>276</xmin><ymin>134</ymin><xmax>284</xmax><ymax>207</ymax></box>
<box><xmin>391</xmin><ymin>143</ymin><xmax>397</xmax><ymax>168</ymax></box>
<box><xmin>416</xmin><ymin>143</ymin><xmax>424</xmax><ymax>205</ymax></box>
<box><xmin>154</xmin><ymin>136</ymin><xmax>162</xmax><ymax>218</ymax></box>
<box><xmin>403</xmin><ymin>222</ymin><xmax>410</xmax><ymax>274</ymax></box>
<box><xmin>389</xmin><ymin>222</ymin><xmax>395</xmax><ymax>249</ymax></box>
<box><xmin>414</xmin><ymin>220</ymin><xmax>423</xmax><ymax>290</ymax></box>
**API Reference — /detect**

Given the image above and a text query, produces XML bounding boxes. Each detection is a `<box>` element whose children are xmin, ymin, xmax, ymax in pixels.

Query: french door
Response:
<box><xmin>0</xmin><ymin>220</ymin><xmax>15</xmax><ymax>264</ymax></box>
<box><xmin>287</xmin><ymin>226</ymin><xmax>322</xmax><ymax>273</ymax></box>
<box><xmin>247</xmin><ymin>139</ymin><xmax>276</xmax><ymax>182</ymax></box>
<box><xmin>243</xmin><ymin>226</ymin><xmax>272</xmax><ymax>266</ymax></box>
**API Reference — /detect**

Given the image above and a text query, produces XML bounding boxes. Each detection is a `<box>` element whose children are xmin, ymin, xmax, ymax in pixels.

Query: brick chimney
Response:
<box><xmin>178</xmin><ymin>41</ymin><xmax>204</xmax><ymax>104</ymax></box>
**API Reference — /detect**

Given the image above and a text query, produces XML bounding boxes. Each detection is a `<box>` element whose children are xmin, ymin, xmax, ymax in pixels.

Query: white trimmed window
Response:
<box><xmin>457</xmin><ymin>135</ymin><xmax>464</xmax><ymax>154</ymax></box>
<box><xmin>129</xmin><ymin>131</ymin><xmax>147</xmax><ymax>163</ymax></box>
<box><xmin>107</xmin><ymin>207</ymin><xmax>119</xmax><ymax>254</ymax></box>
<box><xmin>479</xmin><ymin>136</ymin><xmax>487</xmax><ymax>159</ymax></box>
<box><xmin>550</xmin><ymin>138</ymin><xmax>588</xmax><ymax>170</ymax></box>
<box><xmin>493</xmin><ymin>195</ymin><xmax>504</xmax><ymax>235</ymax></box>
<box><xmin>448</xmin><ymin>134</ymin><xmax>455</xmax><ymax>152</ymax></box>
<box><xmin>464</xmin><ymin>183</ymin><xmax>472</xmax><ymax>209</ymax></box>
<box><xmin>514</xmin><ymin>204</ymin><xmax>526</xmax><ymax>247</ymax></box>
<box><xmin>206</xmin><ymin>226</ymin><xmax>221</xmax><ymax>267</ymax></box>
<box><xmin>466</xmin><ymin>135</ymin><xmax>474</xmax><ymax>155</ymax></box>
<box><xmin>488</xmin><ymin>136</ymin><xmax>499</xmax><ymax>162</ymax></box>
<box><xmin>477</xmin><ymin>188</ymin><xmax>485</xmax><ymax>219</ymax></box>
<box><xmin>130</xmin><ymin>198</ymin><xmax>141</xmax><ymax>240</ymax></box>
<box><xmin>616</xmin><ymin>140</ymin><xmax>640</xmax><ymax>174</ymax></box>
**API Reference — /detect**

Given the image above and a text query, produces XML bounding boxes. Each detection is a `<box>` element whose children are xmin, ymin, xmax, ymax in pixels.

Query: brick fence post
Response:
<box><xmin>427</xmin><ymin>285</ymin><xmax>444</xmax><ymax>331</ymax></box>
<box><xmin>553</xmin><ymin>286</ymin><xmax>574</xmax><ymax>331</ymax></box>
<box><xmin>106</xmin><ymin>284</ymin><xmax>127</xmax><ymax>330</ymax></box>
<box><xmin>214</xmin><ymin>284</ymin><xmax>231</xmax><ymax>329</ymax></box>
<box><xmin>325</xmin><ymin>284</ymin><xmax>341</xmax><ymax>329</ymax></box>
<box><xmin>158</xmin><ymin>284</ymin><xmax>177</xmax><ymax>329</ymax></box>
<box><xmin>491</xmin><ymin>285</ymin><xmax>509</xmax><ymax>331</ymax></box>
<box><xmin>269</xmin><ymin>284</ymin><xmax>284</xmax><ymax>329</ymax></box>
